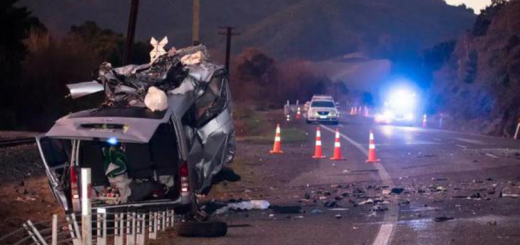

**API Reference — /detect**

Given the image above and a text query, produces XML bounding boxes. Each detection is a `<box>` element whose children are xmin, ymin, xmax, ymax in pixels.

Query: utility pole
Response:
<box><xmin>192</xmin><ymin>0</ymin><xmax>201</xmax><ymax>45</ymax></box>
<box><xmin>218</xmin><ymin>27</ymin><xmax>240</xmax><ymax>76</ymax></box>
<box><xmin>123</xmin><ymin>0</ymin><xmax>140</xmax><ymax>65</ymax></box>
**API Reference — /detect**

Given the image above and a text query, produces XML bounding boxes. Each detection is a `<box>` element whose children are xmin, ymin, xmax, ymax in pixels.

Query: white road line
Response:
<box><xmin>456</xmin><ymin>144</ymin><xmax>467</xmax><ymax>149</ymax></box>
<box><xmin>321</xmin><ymin>125</ymin><xmax>397</xmax><ymax>245</ymax></box>
<box><xmin>485</xmin><ymin>153</ymin><xmax>499</xmax><ymax>159</ymax></box>
<box><xmin>339</xmin><ymin>124</ymin><xmax>344</xmax><ymax>128</ymax></box>
<box><xmin>433</xmin><ymin>138</ymin><xmax>442</xmax><ymax>142</ymax></box>
<box><xmin>456</xmin><ymin>137</ymin><xmax>486</xmax><ymax>145</ymax></box>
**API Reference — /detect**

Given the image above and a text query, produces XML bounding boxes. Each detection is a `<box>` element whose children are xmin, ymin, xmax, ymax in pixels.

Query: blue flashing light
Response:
<box><xmin>107</xmin><ymin>137</ymin><xmax>118</xmax><ymax>145</ymax></box>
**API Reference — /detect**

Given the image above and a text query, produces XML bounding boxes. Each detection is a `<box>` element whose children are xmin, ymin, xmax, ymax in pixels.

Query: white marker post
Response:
<box><xmin>161</xmin><ymin>211</ymin><xmax>166</xmax><ymax>231</ymax></box>
<box><xmin>52</xmin><ymin>214</ymin><xmax>58</xmax><ymax>245</ymax></box>
<box><xmin>149</xmin><ymin>211</ymin><xmax>157</xmax><ymax>240</ymax></box>
<box><xmin>97</xmin><ymin>208</ymin><xmax>107</xmax><ymax>245</ymax></box>
<box><xmin>114</xmin><ymin>213</ymin><xmax>122</xmax><ymax>245</ymax></box>
<box><xmin>126</xmin><ymin>212</ymin><xmax>135</xmax><ymax>245</ymax></box>
<box><xmin>81</xmin><ymin>168</ymin><xmax>92</xmax><ymax>245</ymax></box>
<box><xmin>136</xmin><ymin>214</ymin><xmax>145</xmax><ymax>245</ymax></box>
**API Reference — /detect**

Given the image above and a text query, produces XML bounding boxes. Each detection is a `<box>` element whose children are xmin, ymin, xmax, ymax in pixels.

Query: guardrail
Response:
<box><xmin>0</xmin><ymin>168</ymin><xmax>176</xmax><ymax>245</ymax></box>
<box><xmin>0</xmin><ymin>138</ymin><xmax>35</xmax><ymax>148</ymax></box>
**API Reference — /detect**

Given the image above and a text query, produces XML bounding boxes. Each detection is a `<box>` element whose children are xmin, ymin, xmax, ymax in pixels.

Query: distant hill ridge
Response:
<box><xmin>20</xmin><ymin>0</ymin><xmax>475</xmax><ymax>60</ymax></box>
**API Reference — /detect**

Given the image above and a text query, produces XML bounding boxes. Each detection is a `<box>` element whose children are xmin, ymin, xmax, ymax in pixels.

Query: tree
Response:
<box><xmin>472</xmin><ymin>0</ymin><xmax>508</xmax><ymax>36</ymax></box>
<box><xmin>0</xmin><ymin>0</ymin><xmax>43</xmax><ymax>128</ymax></box>
<box><xmin>69</xmin><ymin>21</ymin><xmax>150</xmax><ymax>66</ymax></box>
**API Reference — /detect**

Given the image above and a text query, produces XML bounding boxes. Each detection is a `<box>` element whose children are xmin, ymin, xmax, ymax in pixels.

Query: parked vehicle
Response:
<box><xmin>306</xmin><ymin>95</ymin><xmax>339</xmax><ymax>124</ymax></box>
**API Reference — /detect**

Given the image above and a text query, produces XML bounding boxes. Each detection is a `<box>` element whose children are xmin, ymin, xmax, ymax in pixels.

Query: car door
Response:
<box><xmin>35</xmin><ymin>136</ymin><xmax>72</xmax><ymax>211</ymax></box>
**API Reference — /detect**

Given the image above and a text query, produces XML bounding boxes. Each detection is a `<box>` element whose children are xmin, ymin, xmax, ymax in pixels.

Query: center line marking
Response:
<box><xmin>485</xmin><ymin>153</ymin><xmax>499</xmax><ymax>159</ymax></box>
<box><xmin>456</xmin><ymin>144</ymin><xmax>467</xmax><ymax>149</ymax></box>
<box><xmin>321</xmin><ymin>125</ymin><xmax>397</xmax><ymax>245</ymax></box>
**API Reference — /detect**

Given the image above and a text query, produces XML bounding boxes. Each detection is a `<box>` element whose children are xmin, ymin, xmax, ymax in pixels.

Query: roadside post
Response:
<box><xmin>81</xmin><ymin>168</ymin><xmax>92</xmax><ymax>245</ymax></box>
<box><xmin>52</xmin><ymin>214</ymin><xmax>58</xmax><ymax>245</ymax></box>
<box><xmin>515</xmin><ymin>117</ymin><xmax>520</xmax><ymax>140</ymax></box>
<box><xmin>97</xmin><ymin>208</ymin><xmax>107</xmax><ymax>245</ymax></box>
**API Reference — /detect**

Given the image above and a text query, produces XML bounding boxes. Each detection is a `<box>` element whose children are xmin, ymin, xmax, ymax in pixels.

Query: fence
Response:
<box><xmin>0</xmin><ymin>168</ymin><xmax>177</xmax><ymax>245</ymax></box>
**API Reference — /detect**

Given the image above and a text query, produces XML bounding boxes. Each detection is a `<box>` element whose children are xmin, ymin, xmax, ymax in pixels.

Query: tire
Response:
<box><xmin>175</xmin><ymin>220</ymin><xmax>228</xmax><ymax>237</ymax></box>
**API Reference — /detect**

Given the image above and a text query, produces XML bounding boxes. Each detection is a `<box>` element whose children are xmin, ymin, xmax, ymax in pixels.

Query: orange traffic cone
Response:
<box><xmin>312</xmin><ymin>127</ymin><xmax>326</xmax><ymax>159</ymax></box>
<box><xmin>364</xmin><ymin>107</ymin><xmax>369</xmax><ymax>117</ymax></box>
<box><xmin>330</xmin><ymin>128</ymin><xmax>346</xmax><ymax>160</ymax></box>
<box><xmin>350</xmin><ymin>107</ymin><xmax>354</xmax><ymax>115</ymax></box>
<box><xmin>296</xmin><ymin>107</ymin><xmax>301</xmax><ymax>120</ymax></box>
<box><xmin>353</xmin><ymin>107</ymin><xmax>357</xmax><ymax>115</ymax></box>
<box><xmin>270</xmin><ymin>124</ymin><xmax>283</xmax><ymax>154</ymax></box>
<box><xmin>366</xmin><ymin>130</ymin><xmax>380</xmax><ymax>163</ymax></box>
<box><xmin>422</xmin><ymin>114</ymin><xmax>427</xmax><ymax>127</ymax></box>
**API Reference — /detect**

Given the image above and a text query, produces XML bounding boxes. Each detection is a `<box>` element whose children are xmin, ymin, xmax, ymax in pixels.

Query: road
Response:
<box><xmin>169</xmin><ymin>114</ymin><xmax>520</xmax><ymax>245</ymax></box>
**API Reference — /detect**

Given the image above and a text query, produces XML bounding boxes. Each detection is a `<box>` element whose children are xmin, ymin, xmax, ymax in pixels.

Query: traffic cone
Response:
<box><xmin>353</xmin><ymin>107</ymin><xmax>357</xmax><ymax>115</ymax></box>
<box><xmin>330</xmin><ymin>128</ymin><xmax>346</xmax><ymax>160</ymax></box>
<box><xmin>350</xmin><ymin>107</ymin><xmax>354</xmax><ymax>115</ymax></box>
<box><xmin>422</xmin><ymin>114</ymin><xmax>427</xmax><ymax>127</ymax></box>
<box><xmin>312</xmin><ymin>127</ymin><xmax>326</xmax><ymax>159</ymax></box>
<box><xmin>366</xmin><ymin>130</ymin><xmax>380</xmax><ymax>163</ymax></box>
<box><xmin>296</xmin><ymin>107</ymin><xmax>301</xmax><ymax>120</ymax></box>
<box><xmin>270</xmin><ymin>124</ymin><xmax>283</xmax><ymax>154</ymax></box>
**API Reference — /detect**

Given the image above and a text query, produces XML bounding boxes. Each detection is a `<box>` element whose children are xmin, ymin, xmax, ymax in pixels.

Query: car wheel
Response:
<box><xmin>174</xmin><ymin>220</ymin><xmax>228</xmax><ymax>237</ymax></box>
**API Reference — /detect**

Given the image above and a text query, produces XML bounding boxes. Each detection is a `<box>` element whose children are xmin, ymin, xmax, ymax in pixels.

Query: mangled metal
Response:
<box><xmin>66</xmin><ymin>81</ymin><xmax>104</xmax><ymax>99</ymax></box>
<box><xmin>58</xmin><ymin>45</ymin><xmax>236</xmax><ymax>194</ymax></box>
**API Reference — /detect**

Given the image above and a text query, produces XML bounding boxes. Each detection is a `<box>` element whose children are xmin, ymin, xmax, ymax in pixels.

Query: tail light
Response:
<box><xmin>179</xmin><ymin>162</ymin><xmax>190</xmax><ymax>193</ymax></box>
<box><xmin>70</xmin><ymin>167</ymin><xmax>80</xmax><ymax>199</ymax></box>
<box><xmin>70</xmin><ymin>167</ymin><xmax>78</xmax><ymax>183</ymax></box>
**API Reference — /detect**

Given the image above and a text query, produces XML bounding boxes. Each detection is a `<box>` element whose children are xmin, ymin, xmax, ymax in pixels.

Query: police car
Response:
<box><xmin>306</xmin><ymin>95</ymin><xmax>339</xmax><ymax>124</ymax></box>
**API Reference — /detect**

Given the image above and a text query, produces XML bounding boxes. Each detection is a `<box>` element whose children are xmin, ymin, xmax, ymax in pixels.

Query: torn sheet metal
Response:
<box><xmin>169</xmin><ymin>76</ymin><xmax>197</xmax><ymax>95</ymax></box>
<box><xmin>186</xmin><ymin>62</ymin><xmax>223</xmax><ymax>82</ymax></box>
<box><xmin>191</xmin><ymin>107</ymin><xmax>236</xmax><ymax>192</ymax></box>
<box><xmin>66</xmin><ymin>81</ymin><xmax>104</xmax><ymax>99</ymax></box>
<box><xmin>181</xmin><ymin>51</ymin><xmax>203</xmax><ymax>65</ymax></box>
<box><xmin>60</xmin><ymin>44</ymin><xmax>236</xmax><ymax>194</ymax></box>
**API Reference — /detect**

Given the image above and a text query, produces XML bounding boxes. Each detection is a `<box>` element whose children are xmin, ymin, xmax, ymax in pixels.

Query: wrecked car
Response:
<box><xmin>36</xmin><ymin>45</ymin><xmax>236</xmax><ymax>234</ymax></box>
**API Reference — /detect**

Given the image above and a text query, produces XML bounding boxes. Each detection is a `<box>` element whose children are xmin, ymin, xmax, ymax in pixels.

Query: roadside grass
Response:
<box><xmin>234</xmin><ymin>106</ymin><xmax>307</xmax><ymax>144</ymax></box>
<box><xmin>241</xmin><ymin>127</ymin><xmax>307</xmax><ymax>144</ymax></box>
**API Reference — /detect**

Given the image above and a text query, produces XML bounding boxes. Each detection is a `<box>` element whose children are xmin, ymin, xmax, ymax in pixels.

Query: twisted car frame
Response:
<box><xmin>36</xmin><ymin>46</ymin><xmax>236</xmax><ymax>224</ymax></box>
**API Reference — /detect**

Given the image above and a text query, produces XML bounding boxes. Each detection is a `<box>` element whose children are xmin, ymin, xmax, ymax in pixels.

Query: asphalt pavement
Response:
<box><xmin>170</xmin><ymin>114</ymin><xmax>520</xmax><ymax>245</ymax></box>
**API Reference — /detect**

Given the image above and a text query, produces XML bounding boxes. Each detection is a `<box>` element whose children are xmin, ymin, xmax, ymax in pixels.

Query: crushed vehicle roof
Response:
<box><xmin>47</xmin><ymin>45</ymin><xmax>225</xmax><ymax>144</ymax></box>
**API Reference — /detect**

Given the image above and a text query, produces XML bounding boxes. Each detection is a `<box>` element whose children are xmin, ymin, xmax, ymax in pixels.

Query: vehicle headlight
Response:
<box><xmin>383</xmin><ymin>111</ymin><xmax>395</xmax><ymax>119</ymax></box>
